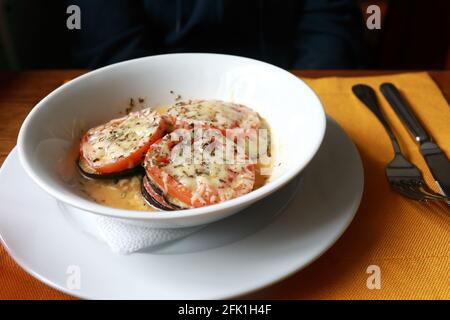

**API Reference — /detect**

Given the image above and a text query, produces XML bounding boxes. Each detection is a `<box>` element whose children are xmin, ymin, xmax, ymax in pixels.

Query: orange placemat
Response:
<box><xmin>0</xmin><ymin>72</ymin><xmax>449</xmax><ymax>300</ymax></box>
<box><xmin>300</xmin><ymin>72</ymin><xmax>449</xmax><ymax>299</ymax></box>
<box><xmin>250</xmin><ymin>72</ymin><xmax>449</xmax><ymax>299</ymax></box>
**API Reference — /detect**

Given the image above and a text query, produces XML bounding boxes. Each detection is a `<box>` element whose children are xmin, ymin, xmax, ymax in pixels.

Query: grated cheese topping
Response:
<box><xmin>81</xmin><ymin>108</ymin><xmax>162</xmax><ymax>168</ymax></box>
<box><xmin>144</xmin><ymin>128</ymin><xmax>255</xmax><ymax>207</ymax></box>
<box><xmin>168</xmin><ymin>100</ymin><xmax>261</xmax><ymax>130</ymax></box>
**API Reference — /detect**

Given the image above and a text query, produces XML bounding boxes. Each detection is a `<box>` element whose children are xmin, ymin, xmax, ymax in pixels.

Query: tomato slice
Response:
<box><xmin>145</xmin><ymin>165</ymin><xmax>197</xmax><ymax>207</ymax></box>
<box><xmin>143</xmin><ymin>128</ymin><xmax>255</xmax><ymax>208</ymax></box>
<box><xmin>80</xmin><ymin>108</ymin><xmax>166</xmax><ymax>174</ymax></box>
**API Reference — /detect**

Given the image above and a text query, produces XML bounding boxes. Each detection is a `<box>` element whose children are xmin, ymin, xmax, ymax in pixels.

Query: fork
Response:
<box><xmin>352</xmin><ymin>84</ymin><xmax>450</xmax><ymax>202</ymax></box>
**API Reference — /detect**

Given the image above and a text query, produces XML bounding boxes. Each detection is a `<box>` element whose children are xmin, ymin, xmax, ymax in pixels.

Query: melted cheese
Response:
<box><xmin>168</xmin><ymin>100</ymin><xmax>261</xmax><ymax>130</ymax></box>
<box><xmin>81</xmin><ymin>108</ymin><xmax>161</xmax><ymax>167</ymax></box>
<box><xmin>144</xmin><ymin>128</ymin><xmax>255</xmax><ymax>207</ymax></box>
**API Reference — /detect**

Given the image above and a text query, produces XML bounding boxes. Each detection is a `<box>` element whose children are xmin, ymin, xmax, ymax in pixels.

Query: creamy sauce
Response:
<box><xmin>254</xmin><ymin>162</ymin><xmax>272</xmax><ymax>190</ymax></box>
<box><xmin>77</xmin><ymin>174</ymin><xmax>152</xmax><ymax>211</ymax></box>
<box><xmin>76</xmin><ymin>162</ymin><xmax>271</xmax><ymax>211</ymax></box>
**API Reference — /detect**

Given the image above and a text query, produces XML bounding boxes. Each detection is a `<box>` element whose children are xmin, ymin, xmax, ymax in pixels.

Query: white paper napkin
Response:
<box><xmin>95</xmin><ymin>216</ymin><xmax>202</xmax><ymax>254</ymax></box>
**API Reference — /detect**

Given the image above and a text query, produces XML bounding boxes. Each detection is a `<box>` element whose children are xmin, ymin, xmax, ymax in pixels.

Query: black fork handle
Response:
<box><xmin>380</xmin><ymin>83</ymin><xmax>430</xmax><ymax>143</ymax></box>
<box><xmin>352</xmin><ymin>84</ymin><xmax>402</xmax><ymax>154</ymax></box>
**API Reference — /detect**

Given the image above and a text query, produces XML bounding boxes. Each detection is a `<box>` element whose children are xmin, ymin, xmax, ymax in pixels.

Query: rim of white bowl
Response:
<box><xmin>17</xmin><ymin>53</ymin><xmax>326</xmax><ymax>221</ymax></box>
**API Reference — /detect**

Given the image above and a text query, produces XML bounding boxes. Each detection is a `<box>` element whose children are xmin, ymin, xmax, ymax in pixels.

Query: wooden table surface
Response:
<box><xmin>0</xmin><ymin>69</ymin><xmax>449</xmax><ymax>299</ymax></box>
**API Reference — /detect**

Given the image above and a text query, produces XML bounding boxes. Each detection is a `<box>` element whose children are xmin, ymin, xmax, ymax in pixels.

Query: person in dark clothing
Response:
<box><xmin>68</xmin><ymin>0</ymin><xmax>366</xmax><ymax>69</ymax></box>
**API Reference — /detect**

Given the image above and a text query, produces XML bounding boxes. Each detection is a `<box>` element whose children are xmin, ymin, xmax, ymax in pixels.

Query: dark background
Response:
<box><xmin>0</xmin><ymin>0</ymin><xmax>449</xmax><ymax>70</ymax></box>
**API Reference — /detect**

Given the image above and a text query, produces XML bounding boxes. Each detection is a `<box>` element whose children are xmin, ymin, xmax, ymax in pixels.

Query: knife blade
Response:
<box><xmin>380</xmin><ymin>83</ymin><xmax>450</xmax><ymax>197</ymax></box>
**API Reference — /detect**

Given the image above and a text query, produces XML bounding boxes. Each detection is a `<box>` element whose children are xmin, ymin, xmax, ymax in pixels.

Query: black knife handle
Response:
<box><xmin>380</xmin><ymin>83</ymin><xmax>430</xmax><ymax>143</ymax></box>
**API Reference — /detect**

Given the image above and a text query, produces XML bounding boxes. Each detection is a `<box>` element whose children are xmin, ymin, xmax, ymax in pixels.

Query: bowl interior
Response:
<box><xmin>18</xmin><ymin>54</ymin><xmax>325</xmax><ymax>220</ymax></box>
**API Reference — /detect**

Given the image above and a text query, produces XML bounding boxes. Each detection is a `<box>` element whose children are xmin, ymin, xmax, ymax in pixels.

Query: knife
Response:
<box><xmin>380</xmin><ymin>83</ymin><xmax>450</xmax><ymax>198</ymax></box>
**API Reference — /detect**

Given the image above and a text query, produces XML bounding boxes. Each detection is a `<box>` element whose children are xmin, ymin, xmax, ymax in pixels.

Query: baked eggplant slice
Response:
<box><xmin>77</xmin><ymin>156</ymin><xmax>143</xmax><ymax>180</ymax></box>
<box><xmin>141</xmin><ymin>175</ymin><xmax>178</xmax><ymax>211</ymax></box>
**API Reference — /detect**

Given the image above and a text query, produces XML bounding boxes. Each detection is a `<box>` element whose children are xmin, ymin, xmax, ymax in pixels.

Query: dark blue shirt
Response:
<box><xmin>69</xmin><ymin>0</ymin><xmax>366</xmax><ymax>69</ymax></box>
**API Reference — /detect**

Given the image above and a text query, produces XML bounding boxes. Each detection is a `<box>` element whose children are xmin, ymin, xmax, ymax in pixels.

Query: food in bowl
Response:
<box><xmin>18</xmin><ymin>53</ymin><xmax>326</xmax><ymax>227</ymax></box>
<box><xmin>75</xmin><ymin>99</ymin><xmax>273</xmax><ymax>211</ymax></box>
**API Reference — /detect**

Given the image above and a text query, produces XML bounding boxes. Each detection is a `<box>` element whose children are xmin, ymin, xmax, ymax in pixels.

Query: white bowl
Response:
<box><xmin>17</xmin><ymin>53</ymin><xmax>326</xmax><ymax>228</ymax></box>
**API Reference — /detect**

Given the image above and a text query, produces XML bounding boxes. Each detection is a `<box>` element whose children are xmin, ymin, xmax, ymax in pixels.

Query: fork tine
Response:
<box><xmin>404</xmin><ymin>183</ymin><xmax>437</xmax><ymax>201</ymax></box>
<box><xmin>401</xmin><ymin>180</ymin><xmax>450</xmax><ymax>202</ymax></box>
<box><xmin>393</xmin><ymin>188</ymin><xmax>423</xmax><ymax>201</ymax></box>
<box><xmin>405</xmin><ymin>180</ymin><xmax>449</xmax><ymax>200</ymax></box>
<box><xmin>391</xmin><ymin>182</ymin><xmax>426</xmax><ymax>201</ymax></box>
<box><xmin>393</xmin><ymin>180</ymin><xmax>443</xmax><ymax>202</ymax></box>
<box><xmin>416</xmin><ymin>181</ymin><xmax>450</xmax><ymax>200</ymax></box>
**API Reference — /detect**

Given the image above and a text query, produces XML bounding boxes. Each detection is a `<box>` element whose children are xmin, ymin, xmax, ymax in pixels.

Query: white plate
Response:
<box><xmin>0</xmin><ymin>117</ymin><xmax>363</xmax><ymax>299</ymax></box>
